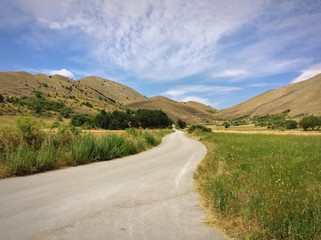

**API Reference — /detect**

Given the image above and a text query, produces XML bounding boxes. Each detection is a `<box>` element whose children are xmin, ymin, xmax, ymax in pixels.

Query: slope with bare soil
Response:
<box><xmin>125</xmin><ymin>96</ymin><xmax>216</xmax><ymax>124</ymax></box>
<box><xmin>216</xmin><ymin>74</ymin><xmax>321</xmax><ymax>119</ymax></box>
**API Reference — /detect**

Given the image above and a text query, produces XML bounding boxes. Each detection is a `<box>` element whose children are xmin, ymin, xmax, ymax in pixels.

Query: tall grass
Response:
<box><xmin>0</xmin><ymin>118</ymin><xmax>171</xmax><ymax>178</ymax></box>
<box><xmin>194</xmin><ymin>132</ymin><xmax>321</xmax><ymax>239</ymax></box>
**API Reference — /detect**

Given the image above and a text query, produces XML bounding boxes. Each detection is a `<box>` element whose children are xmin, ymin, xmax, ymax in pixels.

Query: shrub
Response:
<box><xmin>299</xmin><ymin>115</ymin><xmax>321</xmax><ymax>131</ymax></box>
<box><xmin>0</xmin><ymin>94</ymin><xmax>4</xmax><ymax>103</ymax></box>
<box><xmin>16</xmin><ymin>117</ymin><xmax>44</xmax><ymax>148</ymax></box>
<box><xmin>284</xmin><ymin>119</ymin><xmax>297</xmax><ymax>129</ymax></box>
<box><xmin>188</xmin><ymin>125</ymin><xmax>211</xmax><ymax>134</ymax></box>
<box><xmin>0</xmin><ymin>127</ymin><xmax>22</xmax><ymax>154</ymax></box>
<box><xmin>177</xmin><ymin>119</ymin><xmax>187</xmax><ymax>129</ymax></box>
<box><xmin>223</xmin><ymin>121</ymin><xmax>230</xmax><ymax>129</ymax></box>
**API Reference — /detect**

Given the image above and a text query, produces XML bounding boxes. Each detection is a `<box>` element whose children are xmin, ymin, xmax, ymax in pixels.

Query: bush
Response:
<box><xmin>70</xmin><ymin>114</ymin><xmax>93</xmax><ymax>128</ymax></box>
<box><xmin>16</xmin><ymin>117</ymin><xmax>44</xmax><ymax>148</ymax></box>
<box><xmin>177</xmin><ymin>119</ymin><xmax>187</xmax><ymax>129</ymax></box>
<box><xmin>299</xmin><ymin>115</ymin><xmax>321</xmax><ymax>131</ymax></box>
<box><xmin>188</xmin><ymin>125</ymin><xmax>211</xmax><ymax>134</ymax></box>
<box><xmin>284</xmin><ymin>119</ymin><xmax>297</xmax><ymax>129</ymax></box>
<box><xmin>0</xmin><ymin>127</ymin><xmax>22</xmax><ymax>154</ymax></box>
<box><xmin>223</xmin><ymin>121</ymin><xmax>230</xmax><ymax>129</ymax></box>
<box><xmin>0</xmin><ymin>94</ymin><xmax>4</xmax><ymax>103</ymax></box>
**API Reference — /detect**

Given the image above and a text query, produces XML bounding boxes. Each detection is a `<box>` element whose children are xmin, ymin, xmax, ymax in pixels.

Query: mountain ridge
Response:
<box><xmin>0</xmin><ymin>71</ymin><xmax>215</xmax><ymax>124</ymax></box>
<box><xmin>216</xmin><ymin>74</ymin><xmax>321</xmax><ymax>119</ymax></box>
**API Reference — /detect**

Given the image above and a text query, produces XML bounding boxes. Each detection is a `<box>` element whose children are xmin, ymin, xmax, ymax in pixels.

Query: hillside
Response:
<box><xmin>0</xmin><ymin>71</ymin><xmax>145</xmax><ymax>115</ymax></box>
<box><xmin>125</xmin><ymin>96</ymin><xmax>216</xmax><ymax>124</ymax></box>
<box><xmin>0</xmin><ymin>71</ymin><xmax>216</xmax><ymax>124</ymax></box>
<box><xmin>216</xmin><ymin>74</ymin><xmax>321</xmax><ymax>119</ymax></box>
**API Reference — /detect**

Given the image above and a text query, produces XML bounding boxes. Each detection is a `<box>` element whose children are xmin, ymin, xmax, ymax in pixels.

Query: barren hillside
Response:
<box><xmin>216</xmin><ymin>74</ymin><xmax>321</xmax><ymax>119</ymax></box>
<box><xmin>125</xmin><ymin>96</ymin><xmax>216</xmax><ymax>124</ymax></box>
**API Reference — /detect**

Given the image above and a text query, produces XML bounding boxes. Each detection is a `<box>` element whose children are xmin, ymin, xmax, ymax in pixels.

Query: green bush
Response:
<box><xmin>284</xmin><ymin>119</ymin><xmax>297</xmax><ymax>129</ymax></box>
<box><xmin>188</xmin><ymin>125</ymin><xmax>211</xmax><ymax>134</ymax></box>
<box><xmin>299</xmin><ymin>115</ymin><xmax>321</xmax><ymax>131</ymax></box>
<box><xmin>16</xmin><ymin>117</ymin><xmax>44</xmax><ymax>148</ymax></box>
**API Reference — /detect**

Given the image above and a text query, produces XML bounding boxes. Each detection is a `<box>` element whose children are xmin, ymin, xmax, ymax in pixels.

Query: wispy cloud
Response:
<box><xmin>163</xmin><ymin>84</ymin><xmax>242</xmax><ymax>106</ymax></box>
<box><xmin>291</xmin><ymin>63</ymin><xmax>321</xmax><ymax>83</ymax></box>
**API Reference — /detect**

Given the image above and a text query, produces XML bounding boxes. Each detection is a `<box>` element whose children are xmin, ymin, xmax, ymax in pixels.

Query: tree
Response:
<box><xmin>299</xmin><ymin>115</ymin><xmax>321</xmax><ymax>131</ymax></box>
<box><xmin>284</xmin><ymin>120</ymin><xmax>297</xmax><ymax>129</ymax></box>
<box><xmin>177</xmin><ymin>119</ymin><xmax>187</xmax><ymax>129</ymax></box>
<box><xmin>223</xmin><ymin>121</ymin><xmax>230</xmax><ymax>129</ymax></box>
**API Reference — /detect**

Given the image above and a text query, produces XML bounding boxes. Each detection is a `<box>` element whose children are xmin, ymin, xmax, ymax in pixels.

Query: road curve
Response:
<box><xmin>0</xmin><ymin>130</ymin><xmax>226</xmax><ymax>240</ymax></box>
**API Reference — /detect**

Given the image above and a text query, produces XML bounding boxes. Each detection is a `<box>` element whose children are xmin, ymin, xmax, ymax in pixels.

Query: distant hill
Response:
<box><xmin>0</xmin><ymin>71</ymin><xmax>216</xmax><ymax>124</ymax></box>
<box><xmin>216</xmin><ymin>74</ymin><xmax>321</xmax><ymax>119</ymax></box>
<box><xmin>125</xmin><ymin>96</ymin><xmax>216</xmax><ymax>124</ymax></box>
<box><xmin>0</xmin><ymin>71</ymin><xmax>145</xmax><ymax>115</ymax></box>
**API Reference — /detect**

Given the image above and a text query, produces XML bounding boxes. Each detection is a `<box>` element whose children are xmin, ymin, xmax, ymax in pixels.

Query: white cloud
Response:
<box><xmin>213</xmin><ymin>69</ymin><xmax>251</xmax><ymax>78</ymax></box>
<box><xmin>2</xmin><ymin>0</ymin><xmax>266</xmax><ymax>81</ymax></box>
<box><xmin>48</xmin><ymin>68</ymin><xmax>75</xmax><ymax>78</ymax></box>
<box><xmin>291</xmin><ymin>63</ymin><xmax>321</xmax><ymax>83</ymax></box>
<box><xmin>162</xmin><ymin>84</ymin><xmax>241</xmax><ymax>107</ymax></box>
<box><xmin>164</xmin><ymin>85</ymin><xmax>241</xmax><ymax>98</ymax></box>
<box><xmin>180</xmin><ymin>96</ymin><xmax>212</xmax><ymax>106</ymax></box>
<box><xmin>2</xmin><ymin>0</ymin><xmax>321</xmax><ymax>85</ymax></box>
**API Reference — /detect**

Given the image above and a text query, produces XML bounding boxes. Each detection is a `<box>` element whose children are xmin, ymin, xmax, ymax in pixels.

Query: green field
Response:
<box><xmin>194</xmin><ymin>131</ymin><xmax>321</xmax><ymax>239</ymax></box>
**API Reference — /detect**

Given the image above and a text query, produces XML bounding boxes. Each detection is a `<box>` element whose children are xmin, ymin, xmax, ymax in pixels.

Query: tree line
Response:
<box><xmin>71</xmin><ymin>109</ymin><xmax>174</xmax><ymax>129</ymax></box>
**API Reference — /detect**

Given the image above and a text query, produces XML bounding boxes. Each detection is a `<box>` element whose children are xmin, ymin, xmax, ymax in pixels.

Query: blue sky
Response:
<box><xmin>1</xmin><ymin>0</ymin><xmax>321</xmax><ymax>109</ymax></box>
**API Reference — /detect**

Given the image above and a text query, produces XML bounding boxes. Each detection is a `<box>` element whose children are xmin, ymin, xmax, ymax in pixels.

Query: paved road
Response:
<box><xmin>0</xmin><ymin>130</ymin><xmax>226</xmax><ymax>240</ymax></box>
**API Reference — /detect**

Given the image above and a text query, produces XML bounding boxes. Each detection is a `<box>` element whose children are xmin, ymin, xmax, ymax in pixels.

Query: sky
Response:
<box><xmin>1</xmin><ymin>0</ymin><xmax>321</xmax><ymax>109</ymax></box>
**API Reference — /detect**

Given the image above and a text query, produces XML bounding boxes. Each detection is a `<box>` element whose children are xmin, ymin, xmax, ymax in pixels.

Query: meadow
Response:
<box><xmin>193</xmin><ymin>130</ymin><xmax>321</xmax><ymax>239</ymax></box>
<box><xmin>0</xmin><ymin>116</ymin><xmax>171</xmax><ymax>178</ymax></box>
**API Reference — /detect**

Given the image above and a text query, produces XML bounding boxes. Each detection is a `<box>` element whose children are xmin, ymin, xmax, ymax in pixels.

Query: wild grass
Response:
<box><xmin>0</xmin><ymin>118</ymin><xmax>171</xmax><ymax>178</ymax></box>
<box><xmin>194</xmin><ymin>132</ymin><xmax>321</xmax><ymax>239</ymax></box>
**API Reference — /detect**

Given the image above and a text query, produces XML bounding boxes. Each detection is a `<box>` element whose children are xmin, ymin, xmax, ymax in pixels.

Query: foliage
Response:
<box><xmin>0</xmin><ymin>94</ymin><xmax>4</xmax><ymax>103</ymax></box>
<box><xmin>187</xmin><ymin>125</ymin><xmax>211</xmax><ymax>134</ymax></box>
<box><xmin>18</xmin><ymin>95</ymin><xmax>72</xmax><ymax>117</ymax></box>
<box><xmin>194</xmin><ymin>132</ymin><xmax>321</xmax><ymax>239</ymax></box>
<box><xmin>93</xmin><ymin>109</ymin><xmax>173</xmax><ymax>130</ymax></box>
<box><xmin>177</xmin><ymin>119</ymin><xmax>187</xmax><ymax>129</ymax></box>
<box><xmin>223</xmin><ymin>121</ymin><xmax>230</xmax><ymax>128</ymax></box>
<box><xmin>299</xmin><ymin>115</ymin><xmax>321</xmax><ymax>131</ymax></box>
<box><xmin>135</xmin><ymin>109</ymin><xmax>173</xmax><ymax>129</ymax></box>
<box><xmin>284</xmin><ymin>119</ymin><xmax>298</xmax><ymax>129</ymax></box>
<box><xmin>16</xmin><ymin>116</ymin><xmax>44</xmax><ymax>148</ymax></box>
<box><xmin>0</xmin><ymin>121</ymin><xmax>170</xmax><ymax>177</ymax></box>
<box><xmin>71</xmin><ymin>114</ymin><xmax>94</xmax><ymax>128</ymax></box>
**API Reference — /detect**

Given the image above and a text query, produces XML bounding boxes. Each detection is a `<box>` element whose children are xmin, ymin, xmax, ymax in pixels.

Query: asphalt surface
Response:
<box><xmin>0</xmin><ymin>130</ymin><xmax>226</xmax><ymax>240</ymax></box>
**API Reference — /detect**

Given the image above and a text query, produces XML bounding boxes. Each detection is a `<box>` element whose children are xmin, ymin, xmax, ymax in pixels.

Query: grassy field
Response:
<box><xmin>0</xmin><ymin>117</ymin><xmax>172</xmax><ymax>178</ymax></box>
<box><xmin>194</xmin><ymin>131</ymin><xmax>321</xmax><ymax>239</ymax></box>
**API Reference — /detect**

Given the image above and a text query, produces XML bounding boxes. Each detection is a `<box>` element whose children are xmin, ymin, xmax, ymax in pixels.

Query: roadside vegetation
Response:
<box><xmin>0</xmin><ymin>117</ymin><xmax>172</xmax><ymax>178</ymax></box>
<box><xmin>191</xmin><ymin>126</ymin><xmax>321</xmax><ymax>239</ymax></box>
<box><xmin>214</xmin><ymin>110</ymin><xmax>321</xmax><ymax>132</ymax></box>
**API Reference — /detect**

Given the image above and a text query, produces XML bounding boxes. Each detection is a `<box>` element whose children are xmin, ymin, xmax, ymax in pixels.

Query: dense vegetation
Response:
<box><xmin>192</xmin><ymin>130</ymin><xmax>321</xmax><ymax>239</ymax></box>
<box><xmin>0</xmin><ymin>117</ymin><xmax>171</xmax><ymax>178</ymax></box>
<box><xmin>221</xmin><ymin>110</ymin><xmax>321</xmax><ymax>131</ymax></box>
<box><xmin>71</xmin><ymin>109</ymin><xmax>173</xmax><ymax>130</ymax></box>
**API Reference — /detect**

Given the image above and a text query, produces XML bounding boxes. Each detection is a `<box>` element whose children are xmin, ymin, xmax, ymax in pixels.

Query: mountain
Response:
<box><xmin>0</xmin><ymin>71</ymin><xmax>145</xmax><ymax>115</ymax></box>
<box><xmin>216</xmin><ymin>74</ymin><xmax>321</xmax><ymax>119</ymax></box>
<box><xmin>125</xmin><ymin>96</ymin><xmax>216</xmax><ymax>124</ymax></box>
<box><xmin>0</xmin><ymin>72</ymin><xmax>215</xmax><ymax>124</ymax></box>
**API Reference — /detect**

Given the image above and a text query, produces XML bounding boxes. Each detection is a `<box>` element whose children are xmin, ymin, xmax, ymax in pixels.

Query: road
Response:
<box><xmin>0</xmin><ymin>130</ymin><xmax>226</xmax><ymax>240</ymax></box>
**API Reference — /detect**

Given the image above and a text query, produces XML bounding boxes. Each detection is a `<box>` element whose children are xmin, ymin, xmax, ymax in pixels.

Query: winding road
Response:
<box><xmin>0</xmin><ymin>130</ymin><xmax>226</xmax><ymax>240</ymax></box>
